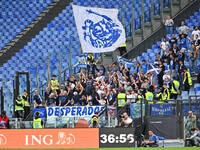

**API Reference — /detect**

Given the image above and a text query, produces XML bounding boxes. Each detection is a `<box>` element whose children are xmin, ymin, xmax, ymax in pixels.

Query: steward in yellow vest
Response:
<box><xmin>90</xmin><ymin>111</ymin><xmax>99</xmax><ymax>128</ymax></box>
<box><xmin>48</xmin><ymin>75</ymin><xmax>59</xmax><ymax>91</ymax></box>
<box><xmin>22</xmin><ymin>90</ymin><xmax>30</xmax><ymax>119</ymax></box>
<box><xmin>15</xmin><ymin>96</ymin><xmax>24</xmax><ymax>118</ymax></box>
<box><xmin>162</xmin><ymin>83</ymin><xmax>170</xmax><ymax>102</ymax></box>
<box><xmin>170</xmin><ymin>77</ymin><xmax>180</xmax><ymax>100</ymax></box>
<box><xmin>183</xmin><ymin>68</ymin><xmax>192</xmax><ymax>91</ymax></box>
<box><xmin>33</xmin><ymin>112</ymin><xmax>43</xmax><ymax>129</ymax></box>
<box><xmin>155</xmin><ymin>88</ymin><xmax>163</xmax><ymax>103</ymax></box>
<box><xmin>87</xmin><ymin>53</ymin><xmax>95</xmax><ymax>65</ymax></box>
<box><xmin>117</xmin><ymin>92</ymin><xmax>126</xmax><ymax>107</ymax></box>
<box><xmin>119</xmin><ymin>43</ymin><xmax>127</xmax><ymax>56</ymax></box>
<box><xmin>145</xmin><ymin>89</ymin><xmax>154</xmax><ymax>104</ymax></box>
<box><xmin>136</xmin><ymin>90</ymin><xmax>144</xmax><ymax>104</ymax></box>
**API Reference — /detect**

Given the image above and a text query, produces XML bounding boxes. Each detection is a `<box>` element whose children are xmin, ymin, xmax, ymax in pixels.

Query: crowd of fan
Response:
<box><xmin>31</xmin><ymin>20</ymin><xmax>200</xmax><ymax>108</ymax></box>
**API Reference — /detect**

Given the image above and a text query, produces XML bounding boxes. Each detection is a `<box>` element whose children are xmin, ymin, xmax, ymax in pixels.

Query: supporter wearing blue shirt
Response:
<box><xmin>143</xmin><ymin>130</ymin><xmax>164</xmax><ymax>147</ymax></box>
<box><xmin>95</xmin><ymin>64</ymin><xmax>106</xmax><ymax>76</ymax></box>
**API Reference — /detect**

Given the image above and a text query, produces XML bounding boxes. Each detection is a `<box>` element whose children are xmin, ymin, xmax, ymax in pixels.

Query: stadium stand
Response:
<box><xmin>0</xmin><ymin>0</ymin><xmax>54</xmax><ymax>50</ymax></box>
<box><xmin>0</xmin><ymin>0</ymin><xmax>163</xmax><ymax>117</ymax></box>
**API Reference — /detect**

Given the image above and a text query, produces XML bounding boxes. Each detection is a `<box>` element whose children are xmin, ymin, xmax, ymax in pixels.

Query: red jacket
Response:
<box><xmin>0</xmin><ymin>116</ymin><xmax>9</xmax><ymax>128</ymax></box>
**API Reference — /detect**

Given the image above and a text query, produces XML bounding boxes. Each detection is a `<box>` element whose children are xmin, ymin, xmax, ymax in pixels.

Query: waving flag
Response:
<box><xmin>72</xmin><ymin>5</ymin><xmax>126</xmax><ymax>53</ymax></box>
<box><xmin>147</xmin><ymin>63</ymin><xmax>161</xmax><ymax>75</ymax></box>
<box><xmin>117</xmin><ymin>56</ymin><xmax>134</xmax><ymax>68</ymax></box>
<box><xmin>73</xmin><ymin>54</ymin><xmax>87</xmax><ymax>68</ymax></box>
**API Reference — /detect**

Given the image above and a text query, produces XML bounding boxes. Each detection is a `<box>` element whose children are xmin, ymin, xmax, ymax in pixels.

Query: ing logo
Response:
<box><xmin>0</xmin><ymin>134</ymin><xmax>7</xmax><ymax>145</ymax></box>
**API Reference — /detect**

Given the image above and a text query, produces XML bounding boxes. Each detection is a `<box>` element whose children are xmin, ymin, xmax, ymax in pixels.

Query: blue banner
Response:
<box><xmin>47</xmin><ymin>106</ymin><xmax>104</xmax><ymax>119</ymax></box>
<box><xmin>182</xmin><ymin>105</ymin><xmax>200</xmax><ymax>116</ymax></box>
<box><xmin>150</xmin><ymin>104</ymin><xmax>174</xmax><ymax>116</ymax></box>
<box><xmin>33</xmin><ymin>108</ymin><xmax>46</xmax><ymax>122</ymax></box>
<box><xmin>130</xmin><ymin>104</ymin><xmax>145</xmax><ymax>118</ymax></box>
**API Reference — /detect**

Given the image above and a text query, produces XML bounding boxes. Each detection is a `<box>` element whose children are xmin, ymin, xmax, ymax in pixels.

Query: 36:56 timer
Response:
<box><xmin>100</xmin><ymin>134</ymin><xmax>134</xmax><ymax>144</ymax></box>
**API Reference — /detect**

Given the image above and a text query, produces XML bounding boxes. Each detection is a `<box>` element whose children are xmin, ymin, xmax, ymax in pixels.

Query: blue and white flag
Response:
<box><xmin>73</xmin><ymin>54</ymin><xmax>87</xmax><ymax>68</ymax></box>
<box><xmin>147</xmin><ymin>63</ymin><xmax>161</xmax><ymax>75</ymax></box>
<box><xmin>72</xmin><ymin>5</ymin><xmax>126</xmax><ymax>53</ymax></box>
<box><xmin>117</xmin><ymin>56</ymin><xmax>134</xmax><ymax>68</ymax></box>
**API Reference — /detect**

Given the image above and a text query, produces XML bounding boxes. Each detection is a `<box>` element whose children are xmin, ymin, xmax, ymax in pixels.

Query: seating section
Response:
<box><xmin>0</xmin><ymin>0</ymin><xmax>54</xmax><ymax>50</ymax></box>
<box><xmin>0</xmin><ymin>0</ymin><xmax>161</xmax><ymax>116</ymax></box>
<box><xmin>0</xmin><ymin>1</ymin><xmax>197</xmax><ymax>117</ymax></box>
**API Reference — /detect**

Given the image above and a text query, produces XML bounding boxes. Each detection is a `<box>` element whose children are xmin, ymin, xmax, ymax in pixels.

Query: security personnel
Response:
<box><xmin>33</xmin><ymin>112</ymin><xmax>43</xmax><ymax>129</ymax></box>
<box><xmin>87</xmin><ymin>53</ymin><xmax>95</xmax><ymax>76</ymax></box>
<box><xmin>22</xmin><ymin>90</ymin><xmax>30</xmax><ymax>119</ymax></box>
<box><xmin>136</xmin><ymin>90</ymin><xmax>144</xmax><ymax>104</ymax></box>
<box><xmin>15</xmin><ymin>96</ymin><xmax>24</xmax><ymax>118</ymax></box>
<box><xmin>183</xmin><ymin>68</ymin><xmax>192</xmax><ymax>91</ymax></box>
<box><xmin>117</xmin><ymin>91</ymin><xmax>126</xmax><ymax>107</ymax></box>
<box><xmin>90</xmin><ymin>111</ymin><xmax>99</xmax><ymax>128</ymax></box>
<box><xmin>162</xmin><ymin>83</ymin><xmax>170</xmax><ymax>102</ymax></box>
<box><xmin>171</xmin><ymin>76</ymin><xmax>180</xmax><ymax>100</ymax></box>
<box><xmin>48</xmin><ymin>75</ymin><xmax>59</xmax><ymax>91</ymax></box>
<box><xmin>87</xmin><ymin>53</ymin><xmax>95</xmax><ymax>65</ymax></box>
<box><xmin>145</xmin><ymin>89</ymin><xmax>154</xmax><ymax>104</ymax></box>
<box><xmin>119</xmin><ymin>43</ymin><xmax>127</xmax><ymax>56</ymax></box>
<box><xmin>156</xmin><ymin>88</ymin><xmax>163</xmax><ymax>103</ymax></box>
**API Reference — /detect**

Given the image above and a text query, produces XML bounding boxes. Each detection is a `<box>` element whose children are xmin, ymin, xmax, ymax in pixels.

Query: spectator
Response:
<box><xmin>185</xmin><ymin>111</ymin><xmax>197</xmax><ymax>138</ymax></box>
<box><xmin>168</xmin><ymin>34</ymin><xmax>178</xmax><ymax>48</ymax></box>
<box><xmin>34</xmin><ymin>89</ymin><xmax>42</xmax><ymax>108</ymax></box>
<box><xmin>190</xmin><ymin>43</ymin><xmax>198</xmax><ymax>75</ymax></box>
<box><xmin>47</xmin><ymin>91</ymin><xmax>58</xmax><ymax>107</ymax></box>
<box><xmin>59</xmin><ymin>88</ymin><xmax>67</xmax><ymax>106</ymax></box>
<box><xmin>178</xmin><ymin>21</ymin><xmax>191</xmax><ymax>35</ymax></box>
<box><xmin>192</xmin><ymin>26</ymin><xmax>200</xmax><ymax>41</ymax></box>
<box><xmin>160</xmin><ymin>36</ymin><xmax>170</xmax><ymax>57</ymax></box>
<box><xmin>164</xmin><ymin>16</ymin><xmax>174</xmax><ymax>34</ymax></box>
<box><xmin>0</xmin><ymin>111</ymin><xmax>9</xmax><ymax>129</ymax></box>
<box><xmin>163</xmin><ymin>70</ymin><xmax>171</xmax><ymax>88</ymax></box>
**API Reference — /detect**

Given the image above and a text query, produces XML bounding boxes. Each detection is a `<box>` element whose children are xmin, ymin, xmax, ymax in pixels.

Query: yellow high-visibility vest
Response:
<box><xmin>15</xmin><ymin>100</ymin><xmax>24</xmax><ymax>111</ymax></box>
<box><xmin>183</xmin><ymin>72</ymin><xmax>192</xmax><ymax>86</ymax></box>
<box><xmin>145</xmin><ymin>92</ymin><xmax>154</xmax><ymax>104</ymax></box>
<box><xmin>171</xmin><ymin>80</ymin><xmax>180</xmax><ymax>94</ymax></box>
<box><xmin>22</xmin><ymin>95</ymin><xmax>30</xmax><ymax>107</ymax></box>
<box><xmin>87</xmin><ymin>55</ymin><xmax>94</xmax><ymax>64</ymax></box>
<box><xmin>162</xmin><ymin>88</ymin><xmax>170</xmax><ymax>101</ymax></box>
<box><xmin>50</xmin><ymin>79</ymin><xmax>59</xmax><ymax>90</ymax></box>
<box><xmin>33</xmin><ymin>118</ymin><xmax>42</xmax><ymax>129</ymax></box>
<box><xmin>117</xmin><ymin>93</ymin><xmax>126</xmax><ymax>107</ymax></box>
<box><xmin>120</xmin><ymin>43</ymin><xmax>126</xmax><ymax>47</ymax></box>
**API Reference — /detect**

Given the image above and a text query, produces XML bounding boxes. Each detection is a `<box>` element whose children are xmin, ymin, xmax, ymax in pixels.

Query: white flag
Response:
<box><xmin>72</xmin><ymin>5</ymin><xmax>126</xmax><ymax>53</ymax></box>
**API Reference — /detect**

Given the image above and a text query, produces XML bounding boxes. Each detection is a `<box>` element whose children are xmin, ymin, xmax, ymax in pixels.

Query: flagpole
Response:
<box><xmin>69</xmin><ymin>34</ymin><xmax>73</xmax><ymax>77</ymax></box>
<box><xmin>58</xmin><ymin>51</ymin><xmax>62</xmax><ymax>84</ymax></box>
